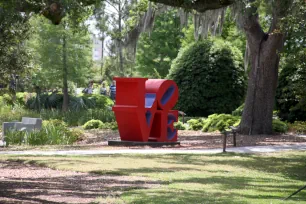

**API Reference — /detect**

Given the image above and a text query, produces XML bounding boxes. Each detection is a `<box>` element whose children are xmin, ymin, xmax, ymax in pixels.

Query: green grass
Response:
<box><xmin>2</xmin><ymin>151</ymin><xmax>306</xmax><ymax>203</ymax></box>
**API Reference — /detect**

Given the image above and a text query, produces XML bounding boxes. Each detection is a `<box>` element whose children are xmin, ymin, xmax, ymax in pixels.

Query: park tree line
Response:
<box><xmin>0</xmin><ymin>0</ymin><xmax>305</xmax><ymax>135</ymax></box>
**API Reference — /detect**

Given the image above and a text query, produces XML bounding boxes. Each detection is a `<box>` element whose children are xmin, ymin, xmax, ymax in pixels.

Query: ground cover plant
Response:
<box><xmin>1</xmin><ymin>151</ymin><xmax>305</xmax><ymax>203</ymax></box>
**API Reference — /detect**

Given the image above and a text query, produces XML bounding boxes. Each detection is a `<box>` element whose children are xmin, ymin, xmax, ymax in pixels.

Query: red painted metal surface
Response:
<box><xmin>112</xmin><ymin>78</ymin><xmax>179</xmax><ymax>142</ymax></box>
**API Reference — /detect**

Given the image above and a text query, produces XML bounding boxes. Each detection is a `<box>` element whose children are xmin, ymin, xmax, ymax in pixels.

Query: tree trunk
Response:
<box><xmin>118</xmin><ymin>2</ymin><xmax>124</xmax><ymax>76</ymax></box>
<box><xmin>240</xmin><ymin>33</ymin><xmax>283</xmax><ymax>135</ymax></box>
<box><xmin>101</xmin><ymin>35</ymin><xmax>104</xmax><ymax>77</ymax></box>
<box><xmin>62</xmin><ymin>34</ymin><xmax>69</xmax><ymax>112</ymax></box>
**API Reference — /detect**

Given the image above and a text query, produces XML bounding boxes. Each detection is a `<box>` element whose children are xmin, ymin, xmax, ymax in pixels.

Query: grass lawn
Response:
<box><xmin>1</xmin><ymin>151</ymin><xmax>306</xmax><ymax>203</ymax></box>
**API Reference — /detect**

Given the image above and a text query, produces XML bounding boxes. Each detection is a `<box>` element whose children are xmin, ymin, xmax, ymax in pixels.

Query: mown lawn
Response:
<box><xmin>1</xmin><ymin>151</ymin><xmax>306</xmax><ymax>204</ymax></box>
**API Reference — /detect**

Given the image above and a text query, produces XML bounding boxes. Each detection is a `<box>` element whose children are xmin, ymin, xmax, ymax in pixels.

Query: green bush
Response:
<box><xmin>168</xmin><ymin>39</ymin><xmax>246</xmax><ymax>117</ymax></box>
<box><xmin>272</xmin><ymin>119</ymin><xmax>288</xmax><ymax>133</ymax></box>
<box><xmin>202</xmin><ymin>114</ymin><xmax>240</xmax><ymax>132</ymax></box>
<box><xmin>187</xmin><ymin>119</ymin><xmax>205</xmax><ymax>131</ymax></box>
<box><xmin>83</xmin><ymin>119</ymin><xmax>104</xmax><ymax>130</ymax></box>
<box><xmin>275</xmin><ymin>50</ymin><xmax>306</xmax><ymax>122</ymax></box>
<box><xmin>5</xmin><ymin>119</ymin><xmax>82</xmax><ymax>146</ymax></box>
<box><xmin>288</xmin><ymin>121</ymin><xmax>306</xmax><ymax>134</ymax></box>
<box><xmin>174</xmin><ymin>121</ymin><xmax>187</xmax><ymax>130</ymax></box>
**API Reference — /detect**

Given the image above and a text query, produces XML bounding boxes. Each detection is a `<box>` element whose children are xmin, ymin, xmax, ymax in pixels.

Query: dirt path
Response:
<box><xmin>0</xmin><ymin>161</ymin><xmax>160</xmax><ymax>204</ymax></box>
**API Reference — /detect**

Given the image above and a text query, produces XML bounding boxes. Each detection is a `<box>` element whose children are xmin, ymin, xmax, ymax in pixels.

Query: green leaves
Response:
<box><xmin>28</xmin><ymin>15</ymin><xmax>93</xmax><ymax>89</ymax></box>
<box><xmin>135</xmin><ymin>9</ymin><xmax>183</xmax><ymax>78</ymax></box>
<box><xmin>168</xmin><ymin>39</ymin><xmax>246</xmax><ymax>117</ymax></box>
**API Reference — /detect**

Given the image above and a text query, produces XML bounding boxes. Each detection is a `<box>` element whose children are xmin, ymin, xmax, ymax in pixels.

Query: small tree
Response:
<box><xmin>168</xmin><ymin>39</ymin><xmax>246</xmax><ymax>116</ymax></box>
<box><xmin>28</xmin><ymin>16</ymin><xmax>93</xmax><ymax>111</ymax></box>
<box><xmin>135</xmin><ymin>9</ymin><xmax>182</xmax><ymax>78</ymax></box>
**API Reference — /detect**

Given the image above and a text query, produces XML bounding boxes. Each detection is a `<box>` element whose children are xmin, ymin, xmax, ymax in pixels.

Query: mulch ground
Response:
<box><xmin>76</xmin><ymin>130</ymin><xmax>306</xmax><ymax>150</ymax></box>
<box><xmin>0</xmin><ymin>160</ymin><xmax>160</xmax><ymax>204</ymax></box>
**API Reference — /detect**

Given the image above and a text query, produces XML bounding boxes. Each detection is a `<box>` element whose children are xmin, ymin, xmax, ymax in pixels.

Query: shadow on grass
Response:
<box><xmin>0</xmin><ymin>160</ymin><xmax>161</xmax><ymax>204</ymax></box>
<box><xmin>151</xmin><ymin>153</ymin><xmax>306</xmax><ymax>181</ymax></box>
<box><xmin>3</xmin><ymin>152</ymin><xmax>306</xmax><ymax>203</ymax></box>
<box><xmin>90</xmin><ymin>166</ymin><xmax>202</xmax><ymax>177</ymax></box>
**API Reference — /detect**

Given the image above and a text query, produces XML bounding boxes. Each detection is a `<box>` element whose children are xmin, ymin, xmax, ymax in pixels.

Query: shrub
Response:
<box><xmin>5</xmin><ymin>119</ymin><xmax>81</xmax><ymax>146</ymax></box>
<box><xmin>275</xmin><ymin>50</ymin><xmax>306</xmax><ymax>122</ymax></box>
<box><xmin>187</xmin><ymin>119</ymin><xmax>205</xmax><ymax>131</ymax></box>
<box><xmin>272</xmin><ymin>119</ymin><xmax>288</xmax><ymax>133</ymax></box>
<box><xmin>174</xmin><ymin>121</ymin><xmax>187</xmax><ymax>130</ymax></box>
<box><xmin>202</xmin><ymin>114</ymin><xmax>240</xmax><ymax>132</ymax></box>
<box><xmin>168</xmin><ymin>39</ymin><xmax>246</xmax><ymax>117</ymax></box>
<box><xmin>288</xmin><ymin>121</ymin><xmax>306</xmax><ymax>134</ymax></box>
<box><xmin>83</xmin><ymin>119</ymin><xmax>104</xmax><ymax>130</ymax></box>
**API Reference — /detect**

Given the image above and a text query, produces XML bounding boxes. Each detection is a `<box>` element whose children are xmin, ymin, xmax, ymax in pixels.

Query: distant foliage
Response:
<box><xmin>168</xmin><ymin>39</ymin><xmax>246</xmax><ymax>117</ymax></box>
<box><xmin>40</xmin><ymin>109</ymin><xmax>115</xmax><ymax>127</ymax></box>
<box><xmin>135</xmin><ymin>9</ymin><xmax>182</xmax><ymax>78</ymax></box>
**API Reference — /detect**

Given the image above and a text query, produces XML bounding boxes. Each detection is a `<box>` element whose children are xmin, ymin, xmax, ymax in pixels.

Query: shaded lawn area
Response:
<box><xmin>1</xmin><ymin>151</ymin><xmax>306</xmax><ymax>204</ymax></box>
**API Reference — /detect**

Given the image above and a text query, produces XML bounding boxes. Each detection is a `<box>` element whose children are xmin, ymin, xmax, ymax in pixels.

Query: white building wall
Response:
<box><xmin>92</xmin><ymin>36</ymin><xmax>102</xmax><ymax>61</ymax></box>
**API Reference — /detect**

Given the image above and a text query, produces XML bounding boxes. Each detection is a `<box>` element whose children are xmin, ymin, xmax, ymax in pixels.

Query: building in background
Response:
<box><xmin>92</xmin><ymin>35</ymin><xmax>102</xmax><ymax>61</ymax></box>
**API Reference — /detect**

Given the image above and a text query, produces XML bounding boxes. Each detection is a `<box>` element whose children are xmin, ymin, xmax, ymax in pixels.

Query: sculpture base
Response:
<box><xmin>108</xmin><ymin>140</ymin><xmax>180</xmax><ymax>147</ymax></box>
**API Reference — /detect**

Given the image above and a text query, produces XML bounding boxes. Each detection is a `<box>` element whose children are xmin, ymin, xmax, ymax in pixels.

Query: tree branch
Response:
<box><xmin>1</xmin><ymin>0</ymin><xmax>236</xmax><ymax>24</ymax></box>
<box><xmin>150</xmin><ymin>0</ymin><xmax>235</xmax><ymax>12</ymax></box>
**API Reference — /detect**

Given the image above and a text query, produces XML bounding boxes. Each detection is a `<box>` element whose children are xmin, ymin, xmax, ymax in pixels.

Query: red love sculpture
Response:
<box><xmin>112</xmin><ymin>77</ymin><xmax>179</xmax><ymax>142</ymax></box>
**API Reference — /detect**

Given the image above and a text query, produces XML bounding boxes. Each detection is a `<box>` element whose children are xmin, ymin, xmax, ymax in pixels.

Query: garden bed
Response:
<box><xmin>1</xmin><ymin>130</ymin><xmax>306</xmax><ymax>151</ymax></box>
<box><xmin>77</xmin><ymin>130</ymin><xmax>306</xmax><ymax>149</ymax></box>
<box><xmin>0</xmin><ymin>160</ymin><xmax>161</xmax><ymax>204</ymax></box>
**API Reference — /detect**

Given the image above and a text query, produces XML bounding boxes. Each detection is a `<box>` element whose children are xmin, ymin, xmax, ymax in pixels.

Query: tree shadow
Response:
<box><xmin>0</xmin><ymin>160</ymin><xmax>161</xmax><ymax>204</ymax></box>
